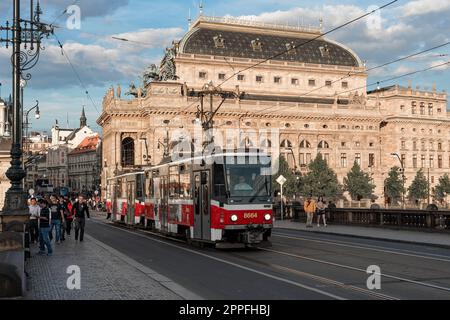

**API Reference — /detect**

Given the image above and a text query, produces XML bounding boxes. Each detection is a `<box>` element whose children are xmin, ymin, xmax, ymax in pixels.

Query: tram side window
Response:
<box><xmin>146</xmin><ymin>174</ymin><xmax>153</xmax><ymax>198</ymax></box>
<box><xmin>213</xmin><ymin>164</ymin><xmax>227</xmax><ymax>199</ymax></box>
<box><xmin>179</xmin><ymin>172</ymin><xmax>192</xmax><ymax>199</ymax></box>
<box><xmin>169</xmin><ymin>166</ymin><xmax>180</xmax><ymax>199</ymax></box>
<box><xmin>136</xmin><ymin>174</ymin><xmax>145</xmax><ymax>199</ymax></box>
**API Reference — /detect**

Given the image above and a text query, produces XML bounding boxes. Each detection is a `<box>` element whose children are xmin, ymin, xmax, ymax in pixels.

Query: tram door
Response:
<box><xmin>160</xmin><ymin>177</ymin><xmax>168</xmax><ymax>232</ymax></box>
<box><xmin>126</xmin><ymin>179</ymin><xmax>135</xmax><ymax>225</ymax></box>
<box><xmin>193</xmin><ymin>171</ymin><xmax>211</xmax><ymax>240</ymax></box>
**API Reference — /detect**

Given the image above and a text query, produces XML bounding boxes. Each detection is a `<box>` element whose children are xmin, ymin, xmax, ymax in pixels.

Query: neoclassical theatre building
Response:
<box><xmin>98</xmin><ymin>16</ymin><xmax>448</xmax><ymax>202</ymax></box>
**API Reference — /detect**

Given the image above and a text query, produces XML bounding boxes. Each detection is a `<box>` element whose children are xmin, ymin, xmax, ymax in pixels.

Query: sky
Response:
<box><xmin>0</xmin><ymin>0</ymin><xmax>449</xmax><ymax>133</ymax></box>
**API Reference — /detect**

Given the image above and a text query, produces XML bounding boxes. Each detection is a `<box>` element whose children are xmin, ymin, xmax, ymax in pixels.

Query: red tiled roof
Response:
<box><xmin>69</xmin><ymin>134</ymin><xmax>100</xmax><ymax>155</ymax></box>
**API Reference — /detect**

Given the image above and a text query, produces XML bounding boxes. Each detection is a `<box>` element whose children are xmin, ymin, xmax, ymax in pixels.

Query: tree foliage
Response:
<box><xmin>272</xmin><ymin>155</ymin><xmax>300</xmax><ymax>198</ymax></box>
<box><xmin>343</xmin><ymin>161</ymin><xmax>376</xmax><ymax>201</ymax></box>
<box><xmin>301</xmin><ymin>153</ymin><xmax>342</xmax><ymax>199</ymax></box>
<box><xmin>384</xmin><ymin>166</ymin><xmax>405</xmax><ymax>204</ymax></box>
<box><xmin>434</xmin><ymin>174</ymin><xmax>450</xmax><ymax>201</ymax></box>
<box><xmin>408</xmin><ymin>169</ymin><xmax>428</xmax><ymax>202</ymax></box>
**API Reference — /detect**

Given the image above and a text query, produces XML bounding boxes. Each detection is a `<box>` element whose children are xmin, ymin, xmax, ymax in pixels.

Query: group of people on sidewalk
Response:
<box><xmin>304</xmin><ymin>195</ymin><xmax>336</xmax><ymax>228</ymax></box>
<box><xmin>28</xmin><ymin>194</ymin><xmax>91</xmax><ymax>256</ymax></box>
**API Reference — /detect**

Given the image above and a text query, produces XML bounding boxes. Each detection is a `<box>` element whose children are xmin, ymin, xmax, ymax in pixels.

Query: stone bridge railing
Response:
<box><xmin>274</xmin><ymin>205</ymin><xmax>450</xmax><ymax>231</ymax></box>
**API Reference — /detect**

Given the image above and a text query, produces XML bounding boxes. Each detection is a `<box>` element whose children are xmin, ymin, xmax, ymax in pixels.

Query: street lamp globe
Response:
<box><xmin>35</xmin><ymin>110</ymin><xmax>40</xmax><ymax>119</ymax></box>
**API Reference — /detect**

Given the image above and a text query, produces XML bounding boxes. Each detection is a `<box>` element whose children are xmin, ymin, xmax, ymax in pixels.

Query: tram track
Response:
<box><xmin>89</xmin><ymin>217</ymin><xmax>450</xmax><ymax>299</ymax></box>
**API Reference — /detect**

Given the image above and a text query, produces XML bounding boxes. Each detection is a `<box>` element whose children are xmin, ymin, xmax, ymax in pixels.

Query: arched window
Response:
<box><xmin>121</xmin><ymin>137</ymin><xmax>135</xmax><ymax>167</ymax></box>
<box><xmin>318</xmin><ymin>141</ymin><xmax>330</xmax><ymax>149</ymax></box>
<box><xmin>280</xmin><ymin>139</ymin><xmax>293</xmax><ymax>148</ymax></box>
<box><xmin>299</xmin><ymin>140</ymin><xmax>311</xmax><ymax>149</ymax></box>
<box><xmin>261</xmin><ymin>139</ymin><xmax>272</xmax><ymax>148</ymax></box>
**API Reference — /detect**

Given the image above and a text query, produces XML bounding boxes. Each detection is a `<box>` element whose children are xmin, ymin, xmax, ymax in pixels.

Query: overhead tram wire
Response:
<box><xmin>169</xmin><ymin>0</ymin><xmax>399</xmax><ymax>120</ymax></box>
<box><xmin>254</xmin><ymin>61</ymin><xmax>450</xmax><ymax>117</ymax></box>
<box><xmin>325</xmin><ymin>60</ymin><xmax>450</xmax><ymax>98</ymax></box>
<box><xmin>216</xmin><ymin>0</ymin><xmax>399</xmax><ymax>89</ymax></box>
<box><xmin>253</xmin><ymin>41</ymin><xmax>450</xmax><ymax>115</ymax></box>
<box><xmin>53</xmin><ymin>33</ymin><xmax>101</xmax><ymax>115</ymax></box>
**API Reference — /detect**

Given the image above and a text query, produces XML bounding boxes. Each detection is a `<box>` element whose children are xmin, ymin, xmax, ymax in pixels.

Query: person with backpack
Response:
<box><xmin>304</xmin><ymin>194</ymin><xmax>317</xmax><ymax>228</ymax></box>
<box><xmin>48</xmin><ymin>195</ymin><xmax>65</xmax><ymax>244</ymax></box>
<box><xmin>37</xmin><ymin>199</ymin><xmax>53</xmax><ymax>256</ymax></box>
<box><xmin>72</xmin><ymin>195</ymin><xmax>90</xmax><ymax>242</ymax></box>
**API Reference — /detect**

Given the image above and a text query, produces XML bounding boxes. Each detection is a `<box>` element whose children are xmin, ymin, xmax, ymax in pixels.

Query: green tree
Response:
<box><xmin>384</xmin><ymin>166</ymin><xmax>405</xmax><ymax>205</ymax></box>
<box><xmin>434</xmin><ymin>174</ymin><xmax>450</xmax><ymax>202</ymax></box>
<box><xmin>302</xmin><ymin>153</ymin><xmax>342</xmax><ymax>198</ymax></box>
<box><xmin>408</xmin><ymin>169</ymin><xmax>428</xmax><ymax>204</ymax></box>
<box><xmin>343</xmin><ymin>161</ymin><xmax>376</xmax><ymax>201</ymax></box>
<box><xmin>272</xmin><ymin>155</ymin><xmax>300</xmax><ymax>198</ymax></box>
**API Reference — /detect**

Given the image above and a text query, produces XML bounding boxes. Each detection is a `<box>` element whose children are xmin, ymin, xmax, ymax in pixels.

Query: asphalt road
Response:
<box><xmin>85</xmin><ymin>217</ymin><xmax>450</xmax><ymax>300</ymax></box>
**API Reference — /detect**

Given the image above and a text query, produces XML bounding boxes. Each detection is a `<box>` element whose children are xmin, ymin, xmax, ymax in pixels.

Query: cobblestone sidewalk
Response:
<box><xmin>25</xmin><ymin>233</ymin><xmax>181</xmax><ymax>300</ymax></box>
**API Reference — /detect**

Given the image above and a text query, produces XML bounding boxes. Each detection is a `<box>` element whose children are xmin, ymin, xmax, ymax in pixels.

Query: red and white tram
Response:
<box><xmin>106</xmin><ymin>151</ymin><xmax>273</xmax><ymax>248</ymax></box>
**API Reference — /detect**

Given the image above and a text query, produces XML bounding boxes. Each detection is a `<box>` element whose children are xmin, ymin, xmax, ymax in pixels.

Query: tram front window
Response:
<box><xmin>226</xmin><ymin>165</ymin><xmax>271</xmax><ymax>200</ymax></box>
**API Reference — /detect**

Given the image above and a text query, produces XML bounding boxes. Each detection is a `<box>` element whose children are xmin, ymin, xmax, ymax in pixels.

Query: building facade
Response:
<box><xmin>97</xmin><ymin>16</ymin><xmax>448</xmax><ymax>204</ymax></box>
<box><xmin>42</xmin><ymin>108</ymin><xmax>97</xmax><ymax>190</ymax></box>
<box><xmin>68</xmin><ymin>134</ymin><xmax>101</xmax><ymax>193</ymax></box>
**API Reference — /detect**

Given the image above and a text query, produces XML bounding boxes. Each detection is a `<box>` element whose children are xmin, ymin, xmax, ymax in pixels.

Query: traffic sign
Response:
<box><xmin>276</xmin><ymin>175</ymin><xmax>287</xmax><ymax>186</ymax></box>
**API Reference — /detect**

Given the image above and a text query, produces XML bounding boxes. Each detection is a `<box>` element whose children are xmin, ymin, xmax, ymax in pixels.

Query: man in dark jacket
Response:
<box><xmin>72</xmin><ymin>195</ymin><xmax>90</xmax><ymax>242</ymax></box>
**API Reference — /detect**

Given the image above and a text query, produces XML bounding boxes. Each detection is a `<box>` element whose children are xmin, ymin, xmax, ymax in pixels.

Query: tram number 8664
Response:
<box><xmin>243</xmin><ymin>212</ymin><xmax>258</xmax><ymax>219</ymax></box>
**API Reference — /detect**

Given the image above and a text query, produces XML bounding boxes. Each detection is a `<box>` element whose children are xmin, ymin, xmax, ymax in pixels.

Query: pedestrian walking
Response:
<box><xmin>304</xmin><ymin>195</ymin><xmax>316</xmax><ymax>228</ymax></box>
<box><xmin>48</xmin><ymin>195</ymin><xmax>65</xmax><ymax>244</ymax></box>
<box><xmin>65</xmin><ymin>197</ymin><xmax>74</xmax><ymax>237</ymax></box>
<box><xmin>37</xmin><ymin>199</ymin><xmax>53</xmax><ymax>256</ymax></box>
<box><xmin>59</xmin><ymin>197</ymin><xmax>68</xmax><ymax>242</ymax></box>
<box><xmin>28</xmin><ymin>197</ymin><xmax>40</xmax><ymax>244</ymax></box>
<box><xmin>72</xmin><ymin>195</ymin><xmax>90</xmax><ymax>242</ymax></box>
<box><xmin>316</xmin><ymin>196</ymin><xmax>327</xmax><ymax>227</ymax></box>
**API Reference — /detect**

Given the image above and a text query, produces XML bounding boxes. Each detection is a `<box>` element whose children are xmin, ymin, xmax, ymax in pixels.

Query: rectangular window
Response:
<box><xmin>256</xmin><ymin>75</ymin><xmax>263</xmax><ymax>83</ymax></box>
<box><xmin>401</xmin><ymin>154</ymin><xmax>406</xmax><ymax>168</ymax></box>
<box><xmin>308</xmin><ymin>79</ymin><xmax>316</xmax><ymax>87</ymax></box>
<box><xmin>420</xmin><ymin>103</ymin><xmax>425</xmax><ymax>115</ymax></box>
<box><xmin>342</xmin><ymin>81</ymin><xmax>348</xmax><ymax>88</ymax></box>
<box><xmin>291</xmin><ymin>78</ymin><xmax>299</xmax><ymax>85</ymax></box>
<box><xmin>438</xmin><ymin>142</ymin><xmax>442</xmax><ymax>151</ymax></box>
<box><xmin>274</xmin><ymin>77</ymin><xmax>282</xmax><ymax>84</ymax></box>
<box><xmin>428</xmin><ymin>103</ymin><xmax>433</xmax><ymax>115</ymax></box>
<box><xmin>369</xmin><ymin>154</ymin><xmax>375</xmax><ymax>167</ymax></box>
<box><xmin>300</xmin><ymin>153</ymin><xmax>305</xmax><ymax>166</ymax></box>
<box><xmin>199</xmin><ymin>72</ymin><xmax>207</xmax><ymax>79</ymax></box>
<box><xmin>306</xmin><ymin>153</ymin><xmax>312</xmax><ymax>165</ymax></box>
<box><xmin>421</xmin><ymin>155</ymin><xmax>426</xmax><ymax>168</ymax></box>
<box><xmin>325</xmin><ymin>80</ymin><xmax>332</xmax><ymax>87</ymax></box>
<box><xmin>413</xmin><ymin>155</ymin><xmax>417</xmax><ymax>169</ymax></box>
<box><xmin>355</xmin><ymin>153</ymin><xmax>361</xmax><ymax>166</ymax></box>
<box><xmin>438</xmin><ymin>155</ymin><xmax>443</xmax><ymax>169</ymax></box>
<box><xmin>341</xmin><ymin>153</ymin><xmax>347</xmax><ymax>168</ymax></box>
<box><xmin>430</xmin><ymin>155</ymin><xmax>434</xmax><ymax>168</ymax></box>
<box><xmin>401</xmin><ymin>141</ymin><xmax>406</xmax><ymax>149</ymax></box>
<box><xmin>218</xmin><ymin>73</ymin><xmax>225</xmax><ymax>80</ymax></box>
<box><xmin>237</xmin><ymin>74</ymin><xmax>245</xmax><ymax>81</ymax></box>
<box><xmin>413</xmin><ymin>141</ymin><xmax>417</xmax><ymax>151</ymax></box>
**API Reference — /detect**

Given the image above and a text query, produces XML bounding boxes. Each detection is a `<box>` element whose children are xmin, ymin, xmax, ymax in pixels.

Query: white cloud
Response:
<box><xmin>0</xmin><ymin>27</ymin><xmax>184</xmax><ymax>90</ymax></box>
<box><xmin>401</xmin><ymin>0</ymin><xmax>450</xmax><ymax>17</ymax></box>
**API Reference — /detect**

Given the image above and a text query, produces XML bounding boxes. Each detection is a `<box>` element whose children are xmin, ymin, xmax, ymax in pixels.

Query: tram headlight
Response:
<box><xmin>264</xmin><ymin>214</ymin><xmax>271</xmax><ymax>221</ymax></box>
<box><xmin>230</xmin><ymin>215</ymin><xmax>238</xmax><ymax>222</ymax></box>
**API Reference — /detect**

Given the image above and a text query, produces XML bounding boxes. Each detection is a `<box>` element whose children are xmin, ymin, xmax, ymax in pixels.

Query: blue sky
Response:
<box><xmin>0</xmin><ymin>0</ymin><xmax>449</xmax><ymax>132</ymax></box>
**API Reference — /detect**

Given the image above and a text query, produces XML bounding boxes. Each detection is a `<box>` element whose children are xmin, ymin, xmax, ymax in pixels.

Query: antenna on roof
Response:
<box><xmin>188</xmin><ymin>8</ymin><xmax>192</xmax><ymax>28</ymax></box>
<box><xmin>199</xmin><ymin>0</ymin><xmax>204</xmax><ymax>16</ymax></box>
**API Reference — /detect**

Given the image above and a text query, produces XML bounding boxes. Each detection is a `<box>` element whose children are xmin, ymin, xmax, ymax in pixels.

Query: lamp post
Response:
<box><xmin>0</xmin><ymin>0</ymin><xmax>53</xmax><ymax>211</ymax></box>
<box><xmin>23</xmin><ymin>100</ymin><xmax>40</xmax><ymax>154</ymax></box>
<box><xmin>391</xmin><ymin>153</ymin><xmax>406</xmax><ymax>209</ymax></box>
